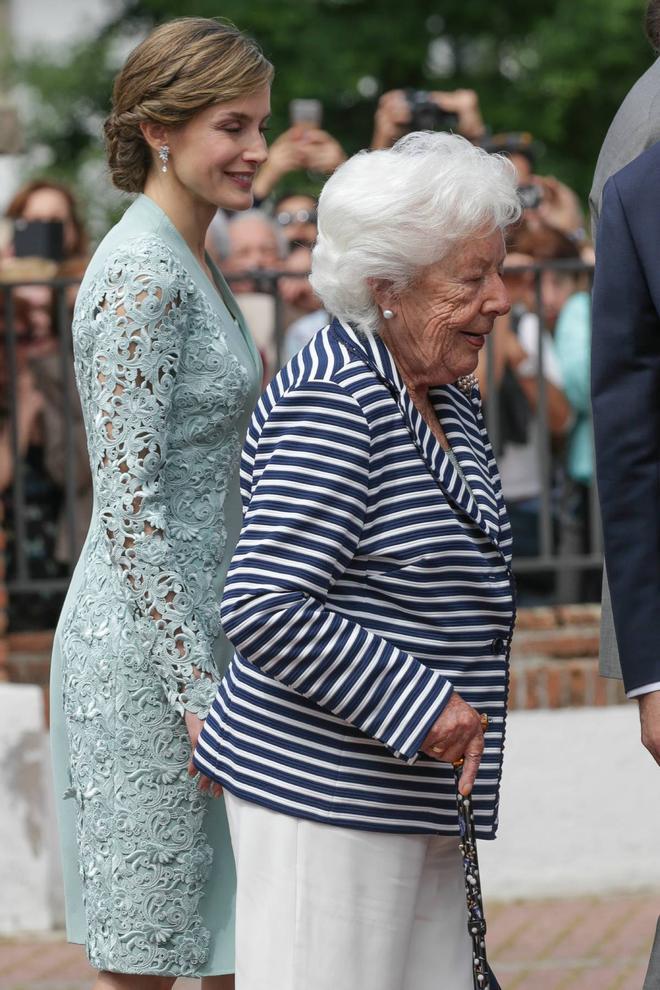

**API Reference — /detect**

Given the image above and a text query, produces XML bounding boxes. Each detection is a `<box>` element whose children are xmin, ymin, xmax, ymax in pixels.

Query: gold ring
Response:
<box><xmin>480</xmin><ymin>712</ymin><xmax>489</xmax><ymax>732</ymax></box>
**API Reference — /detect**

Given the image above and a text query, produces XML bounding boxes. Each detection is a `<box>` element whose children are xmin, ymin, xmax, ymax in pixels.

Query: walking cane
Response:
<box><xmin>453</xmin><ymin>712</ymin><xmax>502</xmax><ymax>990</ymax></box>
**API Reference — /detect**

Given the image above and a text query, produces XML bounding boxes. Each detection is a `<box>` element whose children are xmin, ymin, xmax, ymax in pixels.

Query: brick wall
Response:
<box><xmin>509</xmin><ymin>605</ymin><xmax>627</xmax><ymax>709</ymax></box>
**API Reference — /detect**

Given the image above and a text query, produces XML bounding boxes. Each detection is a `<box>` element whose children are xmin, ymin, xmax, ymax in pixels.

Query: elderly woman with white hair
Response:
<box><xmin>194</xmin><ymin>132</ymin><xmax>520</xmax><ymax>990</ymax></box>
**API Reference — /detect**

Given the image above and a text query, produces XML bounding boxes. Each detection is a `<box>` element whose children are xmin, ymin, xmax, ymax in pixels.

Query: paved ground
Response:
<box><xmin>0</xmin><ymin>892</ymin><xmax>656</xmax><ymax>990</ymax></box>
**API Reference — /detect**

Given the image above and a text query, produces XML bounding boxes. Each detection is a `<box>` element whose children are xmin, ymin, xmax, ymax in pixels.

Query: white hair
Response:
<box><xmin>206</xmin><ymin>209</ymin><xmax>231</xmax><ymax>260</ymax></box>
<box><xmin>310</xmin><ymin>131</ymin><xmax>521</xmax><ymax>334</ymax></box>
<box><xmin>228</xmin><ymin>208</ymin><xmax>288</xmax><ymax>259</ymax></box>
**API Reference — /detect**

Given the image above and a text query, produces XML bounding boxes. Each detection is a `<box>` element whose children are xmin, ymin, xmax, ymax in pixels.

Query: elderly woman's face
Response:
<box><xmin>394</xmin><ymin>229</ymin><xmax>509</xmax><ymax>384</ymax></box>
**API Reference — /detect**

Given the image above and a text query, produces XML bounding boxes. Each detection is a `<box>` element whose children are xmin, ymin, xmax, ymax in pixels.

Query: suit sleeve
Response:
<box><xmin>591</xmin><ymin>174</ymin><xmax>660</xmax><ymax>692</ymax></box>
<box><xmin>219</xmin><ymin>378</ymin><xmax>453</xmax><ymax>763</ymax></box>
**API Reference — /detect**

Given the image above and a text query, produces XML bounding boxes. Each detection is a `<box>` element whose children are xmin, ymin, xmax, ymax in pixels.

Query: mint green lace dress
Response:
<box><xmin>49</xmin><ymin>194</ymin><xmax>261</xmax><ymax>976</ymax></box>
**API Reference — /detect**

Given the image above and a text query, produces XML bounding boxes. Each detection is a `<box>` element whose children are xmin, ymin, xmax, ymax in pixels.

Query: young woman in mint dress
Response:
<box><xmin>49</xmin><ymin>18</ymin><xmax>272</xmax><ymax>987</ymax></box>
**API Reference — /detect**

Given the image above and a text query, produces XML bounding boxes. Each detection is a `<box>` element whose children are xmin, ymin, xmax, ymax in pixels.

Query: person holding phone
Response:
<box><xmin>49</xmin><ymin>17</ymin><xmax>272</xmax><ymax>988</ymax></box>
<box><xmin>251</xmin><ymin>98</ymin><xmax>346</xmax><ymax>202</ymax></box>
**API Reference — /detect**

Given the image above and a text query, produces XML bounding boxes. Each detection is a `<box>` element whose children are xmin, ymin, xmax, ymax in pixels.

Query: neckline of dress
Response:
<box><xmin>134</xmin><ymin>194</ymin><xmax>235</xmax><ymax>311</ymax></box>
<box><xmin>134</xmin><ymin>194</ymin><xmax>260</xmax><ymax>375</ymax></box>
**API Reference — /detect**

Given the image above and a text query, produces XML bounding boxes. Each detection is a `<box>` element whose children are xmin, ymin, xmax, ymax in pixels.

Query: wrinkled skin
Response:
<box><xmin>375</xmin><ymin>228</ymin><xmax>509</xmax><ymax>390</ymax></box>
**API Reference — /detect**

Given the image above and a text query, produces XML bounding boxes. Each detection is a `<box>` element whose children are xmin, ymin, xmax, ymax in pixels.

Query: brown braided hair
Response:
<box><xmin>104</xmin><ymin>17</ymin><xmax>273</xmax><ymax>193</ymax></box>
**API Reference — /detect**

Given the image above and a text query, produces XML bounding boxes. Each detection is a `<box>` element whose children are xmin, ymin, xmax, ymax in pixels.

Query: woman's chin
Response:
<box><xmin>214</xmin><ymin>181</ymin><xmax>254</xmax><ymax>213</ymax></box>
<box><xmin>454</xmin><ymin>354</ymin><xmax>479</xmax><ymax>381</ymax></box>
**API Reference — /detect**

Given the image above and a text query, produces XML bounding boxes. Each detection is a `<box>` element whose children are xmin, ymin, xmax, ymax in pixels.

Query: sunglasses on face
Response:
<box><xmin>275</xmin><ymin>209</ymin><xmax>318</xmax><ymax>227</ymax></box>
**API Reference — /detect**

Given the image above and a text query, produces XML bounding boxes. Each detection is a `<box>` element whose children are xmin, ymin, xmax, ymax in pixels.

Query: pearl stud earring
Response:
<box><xmin>382</xmin><ymin>308</ymin><xmax>394</xmax><ymax>320</ymax></box>
<box><xmin>158</xmin><ymin>144</ymin><xmax>170</xmax><ymax>173</ymax></box>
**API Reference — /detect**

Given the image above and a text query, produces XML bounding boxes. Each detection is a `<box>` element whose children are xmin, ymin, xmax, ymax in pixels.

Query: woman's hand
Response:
<box><xmin>300</xmin><ymin>128</ymin><xmax>346</xmax><ymax>174</ymax></box>
<box><xmin>370</xmin><ymin>89</ymin><xmax>411</xmax><ymax>149</ymax></box>
<box><xmin>534</xmin><ymin>175</ymin><xmax>584</xmax><ymax>238</ymax></box>
<box><xmin>420</xmin><ymin>693</ymin><xmax>485</xmax><ymax>795</ymax></box>
<box><xmin>430</xmin><ymin>89</ymin><xmax>485</xmax><ymax>141</ymax></box>
<box><xmin>185</xmin><ymin>710</ymin><xmax>222</xmax><ymax>798</ymax></box>
<box><xmin>252</xmin><ymin>127</ymin><xmax>307</xmax><ymax>199</ymax></box>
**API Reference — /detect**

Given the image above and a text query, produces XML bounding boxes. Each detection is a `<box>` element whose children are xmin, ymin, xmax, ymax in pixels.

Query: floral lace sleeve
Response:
<box><xmin>91</xmin><ymin>248</ymin><xmax>219</xmax><ymax>718</ymax></box>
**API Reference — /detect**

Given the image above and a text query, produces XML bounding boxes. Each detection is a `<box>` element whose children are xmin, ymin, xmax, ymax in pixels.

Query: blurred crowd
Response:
<box><xmin>0</xmin><ymin>87</ymin><xmax>597</xmax><ymax>628</ymax></box>
<box><xmin>0</xmin><ymin>180</ymin><xmax>91</xmax><ymax>629</ymax></box>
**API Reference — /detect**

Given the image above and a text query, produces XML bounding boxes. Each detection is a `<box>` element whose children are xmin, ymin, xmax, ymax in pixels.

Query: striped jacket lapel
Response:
<box><xmin>431</xmin><ymin>385</ymin><xmax>502</xmax><ymax>544</ymax></box>
<box><xmin>334</xmin><ymin>319</ymin><xmax>501</xmax><ymax>547</ymax></box>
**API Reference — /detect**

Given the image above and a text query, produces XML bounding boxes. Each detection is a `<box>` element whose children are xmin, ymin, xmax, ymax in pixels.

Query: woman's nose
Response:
<box><xmin>486</xmin><ymin>275</ymin><xmax>511</xmax><ymax>317</ymax></box>
<box><xmin>244</xmin><ymin>130</ymin><xmax>269</xmax><ymax>166</ymax></box>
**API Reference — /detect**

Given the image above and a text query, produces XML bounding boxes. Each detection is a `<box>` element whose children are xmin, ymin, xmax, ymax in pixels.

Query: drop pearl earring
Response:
<box><xmin>158</xmin><ymin>144</ymin><xmax>170</xmax><ymax>173</ymax></box>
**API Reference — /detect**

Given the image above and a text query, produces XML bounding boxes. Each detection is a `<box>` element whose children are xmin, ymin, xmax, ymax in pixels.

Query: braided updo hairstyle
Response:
<box><xmin>104</xmin><ymin>17</ymin><xmax>273</xmax><ymax>193</ymax></box>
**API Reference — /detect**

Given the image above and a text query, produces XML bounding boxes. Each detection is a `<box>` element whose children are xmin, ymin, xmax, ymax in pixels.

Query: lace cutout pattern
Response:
<box><xmin>60</xmin><ymin>236</ymin><xmax>250</xmax><ymax>974</ymax></box>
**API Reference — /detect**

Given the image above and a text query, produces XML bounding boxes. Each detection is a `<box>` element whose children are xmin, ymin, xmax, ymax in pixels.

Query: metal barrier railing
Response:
<box><xmin>487</xmin><ymin>261</ymin><xmax>600</xmax><ymax>592</ymax></box>
<box><xmin>1</xmin><ymin>278</ymin><xmax>81</xmax><ymax>602</ymax></box>
<box><xmin>0</xmin><ymin>260</ymin><xmax>601</xmax><ymax>630</ymax></box>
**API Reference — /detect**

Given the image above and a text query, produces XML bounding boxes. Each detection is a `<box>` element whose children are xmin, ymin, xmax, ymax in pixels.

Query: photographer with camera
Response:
<box><xmin>4</xmin><ymin>179</ymin><xmax>88</xmax><ymax>264</ymax></box>
<box><xmin>2</xmin><ymin>178</ymin><xmax>89</xmax><ymax>332</ymax></box>
<box><xmin>484</xmin><ymin>133</ymin><xmax>587</xmax><ymax>250</ymax></box>
<box><xmin>370</xmin><ymin>87</ymin><xmax>485</xmax><ymax>149</ymax></box>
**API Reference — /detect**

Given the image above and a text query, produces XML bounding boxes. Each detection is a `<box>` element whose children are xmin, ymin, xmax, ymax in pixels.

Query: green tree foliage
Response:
<box><xmin>11</xmin><ymin>0</ymin><xmax>654</xmax><ymax>213</ymax></box>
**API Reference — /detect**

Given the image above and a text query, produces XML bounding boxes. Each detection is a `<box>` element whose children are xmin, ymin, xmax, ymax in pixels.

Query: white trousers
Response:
<box><xmin>225</xmin><ymin>793</ymin><xmax>474</xmax><ymax>990</ymax></box>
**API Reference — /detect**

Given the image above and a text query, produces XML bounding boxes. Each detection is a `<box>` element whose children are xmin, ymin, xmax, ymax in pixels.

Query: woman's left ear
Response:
<box><xmin>369</xmin><ymin>277</ymin><xmax>396</xmax><ymax>315</ymax></box>
<box><xmin>139</xmin><ymin>120</ymin><xmax>169</xmax><ymax>154</ymax></box>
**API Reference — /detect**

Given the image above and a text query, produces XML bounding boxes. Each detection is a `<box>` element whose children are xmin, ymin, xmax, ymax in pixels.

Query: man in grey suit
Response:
<box><xmin>591</xmin><ymin>4</ymin><xmax>660</xmax><ymax>986</ymax></box>
<box><xmin>590</xmin><ymin>0</ymin><xmax>660</xmax><ymax>685</ymax></box>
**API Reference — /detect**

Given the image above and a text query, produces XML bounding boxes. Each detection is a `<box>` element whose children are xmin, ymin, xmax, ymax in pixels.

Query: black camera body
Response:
<box><xmin>404</xmin><ymin>90</ymin><xmax>458</xmax><ymax>132</ymax></box>
<box><xmin>13</xmin><ymin>218</ymin><xmax>64</xmax><ymax>262</ymax></box>
<box><xmin>517</xmin><ymin>184</ymin><xmax>544</xmax><ymax>210</ymax></box>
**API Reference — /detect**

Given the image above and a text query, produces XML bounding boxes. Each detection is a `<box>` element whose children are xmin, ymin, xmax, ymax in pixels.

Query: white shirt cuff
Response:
<box><xmin>627</xmin><ymin>681</ymin><xmax>660</xmax><ymax>699</ymax></box>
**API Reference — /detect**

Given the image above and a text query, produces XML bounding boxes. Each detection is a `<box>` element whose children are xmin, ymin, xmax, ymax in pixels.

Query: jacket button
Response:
<box><xmin>491</xmin><ymin>637</ymin><xmax>506</xmax><ymax>655</ymax></box>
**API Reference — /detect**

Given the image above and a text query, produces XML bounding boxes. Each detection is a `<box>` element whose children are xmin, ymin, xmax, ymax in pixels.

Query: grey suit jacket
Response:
<box><xmin>590</xmin><ymin>56</ymin><xmax>660</xmax><ymax>681</ymax></box>
<box><xmin>590</xmin><ymin>57</ymin><xmax>660</xmax><ymax>228</ymax></box>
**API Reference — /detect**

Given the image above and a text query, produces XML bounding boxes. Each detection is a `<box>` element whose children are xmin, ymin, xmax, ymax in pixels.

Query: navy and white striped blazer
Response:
<box><xmin>194</xmin><ymin>318</ymin><xmax>516</xmax><ymax>837</ymax></box>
